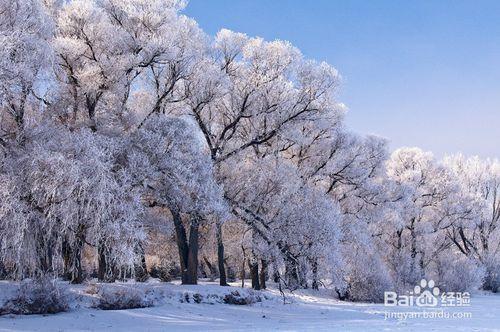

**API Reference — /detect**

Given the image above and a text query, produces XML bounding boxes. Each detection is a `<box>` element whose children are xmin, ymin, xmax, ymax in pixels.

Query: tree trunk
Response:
<box><xmin>185</xmin><ymin>221</ymin><xmax>199</xmax><ymax>284</ymax></box>
<box><xmin>62</xmin><ymin>225</ymin><xmax>86</xmax><ymax>284</ymax></box>
<box><xmin>69</xmin><ymin>239</ymin><xmax>84</xmax><ymax>284</ymax></box>
<box><xmin>62</xmin><ymin>239</ymin><xmax>72</xmax><ymax>280</ymax></box>
<box><xmin>409</xmin><ymin>221</ymin><xmax>424</xmax><ymax>283</ymax></box>
<box><xmin>248</xmin><ymin>260</ymin><xmax>260</xmax><ymax>290</ymax></box>
<box><xmin>97</xmin><ymin>241</ymin><xmax>116</xmax><ymax>282</ymax></box>
<box><xmin>0</xmin><ymin>260</ymin><xmax>6</xmax><ymax>279</ymax></box>
<box><xmin>259</xmin><ymin>259</ymin><xmax>267</xmax><ymax>289</ymax></box>
<box><xmin>241</xmin><ymin>266</ymin><xmax>245</xmax><ymax>288</ymax></box>
<box><xmin>241</xmin><ymin>246</ymin><xmax>246</xmax><ymax>288</ymax></box>
<box><xmin>284</xmin><ymin>250</ymin><xmax>300</xmax><ymax>290</ymax></box>
<box><xmin>203</xmin><ymin>256</ymin><xmax>217</xmax><ymax>280</ymax></box>
<box><xmin>85</xmin><ymin>94</ymin><xmax>100</xmax><ymax>132</ymax></box>
<box><xmin>311</xmin><ymin>259</ymin><xmax>319</xmax><ymax>290</ymax></box>
<box><xmin>216</xmin><ymin>223</ymin><xmax>228</xmax><ymax>286</ymax></box>
<box><xmin>273</xmin><ymin>271</ymin><xmax>280</xmax><ymax>283</ymax></box>
<box><xmin>134</xmin><ymin>242</ymin><xmax>148</xmax><ymax>282</ymax></box>
<box><xmin>285</xmin><ymin>264</ymin><xmax>299</xmax><ymax>290</ymax></box>
<box><xmin>97</xmin><ymin>242</ymin><xmax>107</xmax><ymax>281</ymax></box>
<box><xmin>171</xmin><ymin>209</ymin><xmax>189</xmax><ymax>284</ymax></box>
<box><xmin>38</xmin><ymin>233</ymin><xmax>54</xmax><ymax>275</ymax></box>
<box><xmin>171</xmin><ymin>208</ymin><xmax>199</xmax><ymax>285</ymax></box>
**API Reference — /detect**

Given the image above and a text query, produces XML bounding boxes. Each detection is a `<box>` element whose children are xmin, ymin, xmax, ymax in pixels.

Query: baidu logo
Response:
<box><xmin>384</xmin><ymin>279</ymin><xmax>469</xmax><ymax>307</ymax></box>
<box><xmin>413</xmin><ymin>279</ymin><xmax>440</xmax><ymax>307</ymax></box>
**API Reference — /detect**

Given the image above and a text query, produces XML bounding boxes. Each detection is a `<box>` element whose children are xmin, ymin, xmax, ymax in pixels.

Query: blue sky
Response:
<box><xmin>184</xmin><ymin>0</ymin><xmax>500</xmax><ymax>159</ymax></box>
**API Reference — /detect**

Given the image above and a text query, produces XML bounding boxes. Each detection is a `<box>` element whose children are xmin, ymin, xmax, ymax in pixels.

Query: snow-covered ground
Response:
<box><xmin>0</xmin><ymin>280</ymin><xmax>498</xmax><ymax>332</ymax></box>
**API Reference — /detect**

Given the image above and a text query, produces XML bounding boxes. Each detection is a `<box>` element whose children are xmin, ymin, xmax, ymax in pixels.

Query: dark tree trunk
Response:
<box><xmin>285</xmin><ymin>254</ymin><xmax>300</xmax><ymax>290</ymax></box>
<box><xmin>185</xmin><ymin>221</ymin><xmax>199</xmax><ymax>284</ymax></box>
<box><xmin>85</xmin><ymin>94</ymin><xmax>101</xmax><ymax>132</ymax></box>
<box><xmin>259</xmin><ymin>259</ymin><xmax>267</xmax><ymax>289</ymax></box>
<box><xmin>171</xmin><ymin>209</ymin><xmax>189</xmax><ymax>284</ymax></box>
<box><xmin>71</xmin><ymin>245</ymin><xmax>84</xmax><ymax>284</ymax></box>
<box><xmin>62</xmin><ymin>225</ymin><xmax>86</xmax><ymax>284</ymax></box>
<box><xmin>62</xmin><ymin>239</ymin><xmax>72</xmax><ymax>280</ymax></box>
<box><xmin>277</xmin><ymin>243</ymin><xmax>304</xmax><ymax>290</ymax></box>
<box><xmin>216</xmin><ymin>223</ymin><xmax>228</xmax><ymax>286</ymax></box>
<box><xmin>171</xmin><ymin>208</ymin><xmax>200</xmax><ymax>285</ymax></box>
<box><xmin>248</xmin><ymin>260</ymin><xmax>260</xmax><ymax>290</ymax></box>
<box><xmin>336</xmin><ymin>287</ymin><xmax>349</xmax><ymax>301</ymax></box>
<box><xmin>39</xmin><ymin>250</ymin><xmax>52</xmax><ymax>274</ymax></box>
<box><xmin>97</xmin><ymin>242</ymin><xmax>107</xmax><ymax>281</ymax></box>
<box><xmin>273</xmin><ymin>271</ymin><xmax>280</xmax><ymax>283</ymax></box>
<box><xmin>311</xmin><ymin>259</ymin><xmax>319</xmax><ymax>290</ymax></box>
<box><xmin>38</xmin><ymin>233</ymin><xmax>54</xmax><ymax>275</ymax></box>
<box><xmin>0</xmin><ymin>256</ymin><xmax>4</xmax><ymax>279</ymax></box>
<box><xmin>97</xmin><ymin>241</ymin><xmax>116</xmax><ymax>282</ymax></box>
<box><xmin>134</xmin><ymin>242</ymin><xmax>148</xmax><ymax>282</ymax></box>
<box><xmin>203</xmin><ymin>256</ymin><xmax>217</xmax><ymax>280</ymax></box>
<box><xmin>241</xmin><ymin>246</ymin><xmax>246</xmax><ymax>288</ymax></box>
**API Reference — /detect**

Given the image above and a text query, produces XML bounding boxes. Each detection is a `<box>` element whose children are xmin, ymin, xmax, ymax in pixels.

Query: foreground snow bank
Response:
<box><xmin>0</xmin><ymin>280</ymin><xmax>280</xmax><ymax>313</ymax></box>
<box><xmin>0</xmin><ymin>278</ymin><xmax>68</xmax><ymax>315</ymax></box>
<box><xmin>0</xmin><ymin>280</ymin><xmax>499</xmax><ymax>331</ymax></box>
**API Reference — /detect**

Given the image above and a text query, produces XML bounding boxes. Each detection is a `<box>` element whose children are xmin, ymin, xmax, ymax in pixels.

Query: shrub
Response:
<box><xmin>149</xmin><ymin>263</ymin><xmax>181</xmax><ymax>282</ymax></box>
<box><xmin>179</xmin><ymin>292</ymin><xmax>204</xmax><ymax>303</ymax></box>
<box><xmin>483</xmin><ymin>256</ymin><xmax>500</xmax><ymax>293</ymax></box>
<box><xmin>94</xmin><ymin>286</ymin><xmax>153</xmax><ymax>310</ymax></box>
<box><xmin>434</xmin><ymin>255</ymin><xmax>485</xmax><ymax>293</ymax></box>
<box><xmin>0</xmin><ymin>277</ymin><xmax>68</xmax><ymax>315</ymax></box>
<box><xmin>149</xmin><ymin>264</ymin><xmax>172</xmax><ymax>282</ymax></box>
<box><xmin>341</xmin><ymin>251</ymin><xmax>393</xmax><ymax>303</ymax></box>
<box><xmin>223</xmin><ymin>290</ymin><xmax>262</xmax><ymax>305</ymax></box>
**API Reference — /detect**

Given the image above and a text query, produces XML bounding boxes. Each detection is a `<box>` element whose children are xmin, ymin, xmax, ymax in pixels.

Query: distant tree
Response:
<box><xmin>444</xmin><ymin>155</ymin><xmax>500</xmax><ymax>291</ymax></box>
<box><xmin>0</xmin><ymin>0</ymin><xmax>53</xmax><ymax>135</ymax></box>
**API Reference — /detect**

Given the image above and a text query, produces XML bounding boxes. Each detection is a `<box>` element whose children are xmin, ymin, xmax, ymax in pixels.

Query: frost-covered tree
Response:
<box><xmin>0</xmin><ymin>0</ymin><xmax>53</xmax><ymax>135</ymax></box>
<box><xmin>384</xmin><ymin>148</ymin><xmax>457</xmax><ymax>286</ymax></box>
<box><xmin>0</xmin><ymin>124</ymin><xmax>144</xmax><ymax>281</ymax></box>
<box><xmin>52</xmin><ymin>0</ymin><xmax>203</xmax><ymax>130</ymax></box>
<box><xmin>276</xmin><ymin>117</ymin><xmax>392</xmax><ymax>299</ymax></box>
<box><xmin>127</xmin><ymin>115</ymin><xmax>226</xmax><ymax>284</ymax></box>
<box><xmin>380</xmin><ymin>148</ymin><xmax>487</xmax><ymax>293</ymax></box>
<box><xmin>179</xmin><ymin>28</ymin><xmax>343</xmax><ymax>286</ymax></box>
<box><xmin>221</xmin><ymin>154</ymin><xmax>343</xmax><ymax>290</ymax></box>
<box><xmin>444</xmin><ymin>155</ymin><xmax>500</xmax><ymax>291</ymax></box>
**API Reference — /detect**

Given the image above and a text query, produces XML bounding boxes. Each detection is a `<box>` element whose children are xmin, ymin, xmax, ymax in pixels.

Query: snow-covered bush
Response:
<box><xmin>223</xmin><ymin>290</ymin><xmax>262</xmax><ymax>305</ymax></box>
<box><xmin>94</xmin><ymin>285</ymin><xmax>153</xmax><ymax>310</ymax></box>
<box><xmin>484</xmin><ymin>257</ymin><xmax>500</xmax><ymax>293</ymax></box>
<box><xmin>433</xmin><ymin>256</ymin><xmax>485</xmax><ymax>293</ymax></box>
<box><xmin>340</xmin><ymin>247</ymin><xmax>393</xmax><ymax>303</ymax></box>
<box><xmin>149</xmin><ymin>264</ymin><xmax>177</xmax><ymax>282</ymax></box>
<box><xmin>0</xmin><ymin>277</ymin><xmax>68</xmax><ymax>315</ymax></box>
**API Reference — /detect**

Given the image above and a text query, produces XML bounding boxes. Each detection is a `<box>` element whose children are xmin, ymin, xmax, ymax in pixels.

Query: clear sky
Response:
<box><xmin>184</xmin><ymin>0</ymin><xmax>500</xmax><ymax>159</ymax></box>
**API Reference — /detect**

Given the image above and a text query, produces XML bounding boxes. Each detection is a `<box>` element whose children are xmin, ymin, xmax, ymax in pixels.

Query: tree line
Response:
<box><xmin>0</xmin><ymin>0</ymin><xmax>498</xmax><ymax>302</ymax></box>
